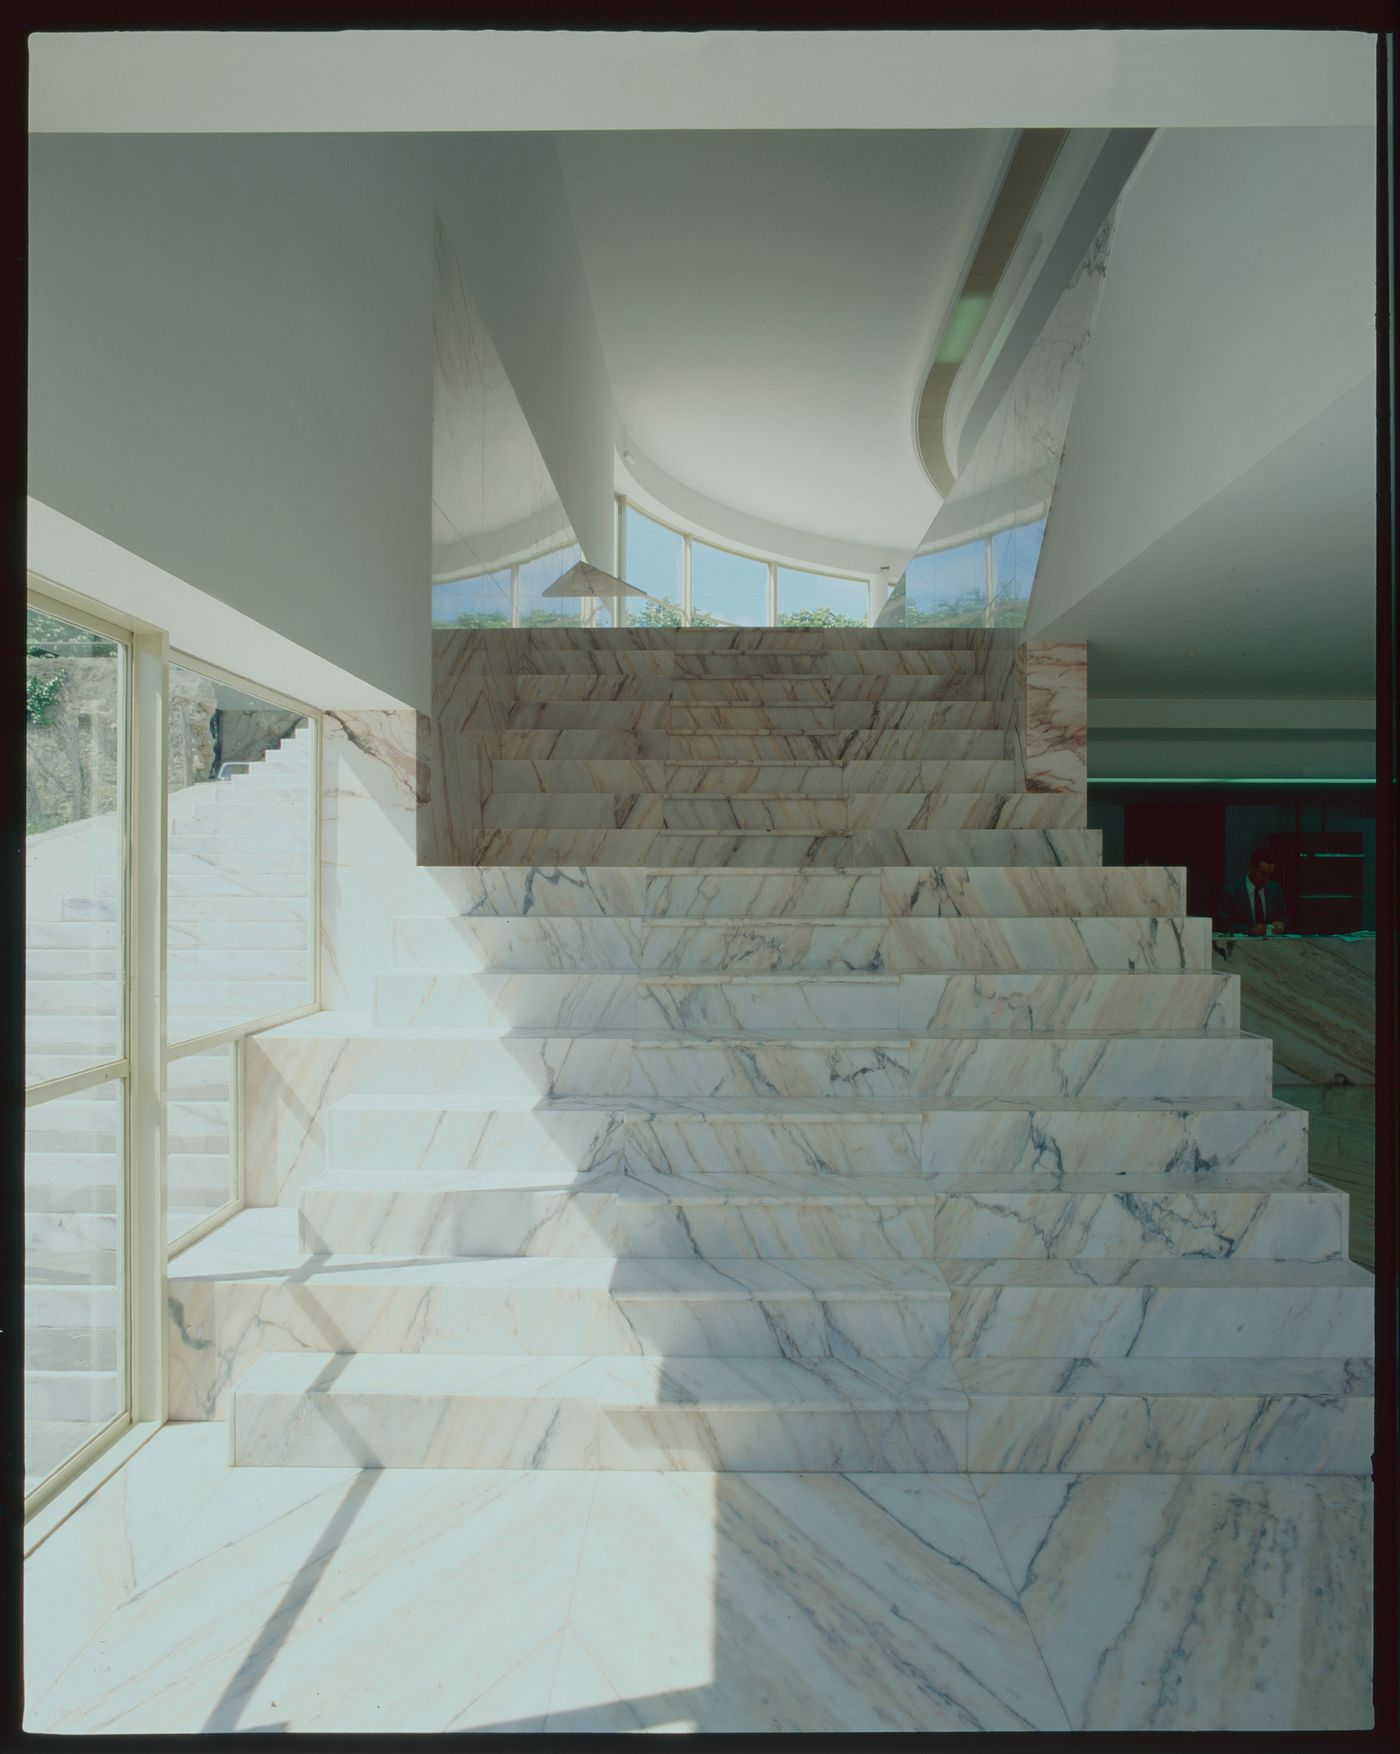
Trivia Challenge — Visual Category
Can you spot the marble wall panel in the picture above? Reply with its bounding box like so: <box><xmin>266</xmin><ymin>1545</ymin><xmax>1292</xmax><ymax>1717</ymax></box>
<box><xmin>1016</xmin><ymin>640</ymin><xmax>1087</xmax><ymax>800</ymax></box>
<box><xmin>1212</xmin><ymin>935</ymin><xmax>1374</xmax><ymax>1085</ymax></box>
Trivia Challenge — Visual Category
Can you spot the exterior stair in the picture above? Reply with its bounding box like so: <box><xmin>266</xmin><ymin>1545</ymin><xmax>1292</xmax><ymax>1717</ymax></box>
<box><xmin>23</xmin><ymin>725</ymin><xmax>315</xmax><ymax>1490</ymax></box>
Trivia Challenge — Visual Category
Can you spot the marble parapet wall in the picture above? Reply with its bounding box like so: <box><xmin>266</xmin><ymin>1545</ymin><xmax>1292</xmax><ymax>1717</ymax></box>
<box><xmin>1211</xmin><ymin>934</ymin><xmax>1375</xmax><ymax>1087</ymax></box>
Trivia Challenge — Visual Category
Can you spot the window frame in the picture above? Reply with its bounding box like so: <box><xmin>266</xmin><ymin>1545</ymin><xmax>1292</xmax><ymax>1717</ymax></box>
<box><xmin>23</xmin><ymin>579</ymin><xmax>324</xmax><ymax>1521</ymax></box>
<box><xmin>616</xmin><ymin>495</ymin><xmax>875</xmax><ymax>628</ymax></box>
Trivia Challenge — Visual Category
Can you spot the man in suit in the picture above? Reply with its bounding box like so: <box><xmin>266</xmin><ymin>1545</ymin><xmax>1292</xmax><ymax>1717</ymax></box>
<box><xmin>1215</xmin><ymin>847</ymin><xmax>1290</xmax><ymax>935</ymax></box>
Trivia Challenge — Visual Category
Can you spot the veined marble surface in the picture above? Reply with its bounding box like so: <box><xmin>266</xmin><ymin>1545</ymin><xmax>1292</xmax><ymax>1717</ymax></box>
<box><xmin>24</xmin><ymin>1435</ymin><xmax>1372</xmax><ymax>1733</ymax></box>
<box><xmin>1212</xmin><ymin>934</ymin><xmax>1374</xmax><ymax>1084</ymax></box>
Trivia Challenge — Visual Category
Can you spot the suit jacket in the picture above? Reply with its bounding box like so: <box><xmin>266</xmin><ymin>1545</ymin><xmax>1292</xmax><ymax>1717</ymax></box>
<box><xmin>1215</xmin><ymin>876</ymin><xmax>1289</xmax><ymax>934</ymax></box>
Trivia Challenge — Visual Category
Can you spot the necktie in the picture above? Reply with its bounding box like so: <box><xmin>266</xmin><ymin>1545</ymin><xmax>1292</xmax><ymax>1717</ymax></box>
<box><xmin>1254</xmin><ymin>885</ymin><xmax>1266</xmax><ymax>926</ymax></box>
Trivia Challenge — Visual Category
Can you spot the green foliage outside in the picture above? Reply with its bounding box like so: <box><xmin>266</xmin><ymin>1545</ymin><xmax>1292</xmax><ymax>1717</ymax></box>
<box><xmin>776</xmin><ymin>607</ymin><xmax>867</xmax><ymax>629</ymax></box>
<box><xmin>25</xmin><ymin>668</ymin><xmax>67</xmax><ymax>726</ymax></box>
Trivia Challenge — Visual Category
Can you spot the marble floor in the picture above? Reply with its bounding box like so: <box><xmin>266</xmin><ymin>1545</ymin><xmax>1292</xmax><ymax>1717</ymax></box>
<box><xmin>24</xmin><ymin>1425</ymin><xmax>1372</xmax><ymax>1735</ymax></box>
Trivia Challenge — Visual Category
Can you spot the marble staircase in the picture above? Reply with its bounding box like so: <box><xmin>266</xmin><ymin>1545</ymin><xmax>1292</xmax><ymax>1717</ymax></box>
<box><xmin>428</xmin><ymin>626</ymin><xmax>1099</xmax><ymax>866</ymax></box>
<box><xmin>169</xmin><ymin>853</ymin><xmax>1374</xmax><ymax>1475</ymax></box>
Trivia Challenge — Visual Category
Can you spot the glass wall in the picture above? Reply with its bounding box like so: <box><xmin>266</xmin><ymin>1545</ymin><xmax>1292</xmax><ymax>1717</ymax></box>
<box><xmin>167</xmin><ymin>664</ymin><xmax>315</xmax><ymax>1044</ymax></box>
<box><xmin>24</xmin><ymin>1080</ymin><xmax>126</xmax><ymax>1496</ymax></box>
<box><xmin>25</xmin><ymin>602</ymin><xmax>130</xmax><ymax>1497</ymax></box>
<box><xmin>898</xmin><ymin>514</ymin><xmax>1046</xmax><ymax>628</ymax></box>
<box><xmin>430</xmin><ymin>570</ymin><xmax>513</xmax><ymax>629</ymax></box>
<box><xmin>25</xmin><ymin>608</ymin><xmax>125</xmax><ymax>1082</ymax></box>
<box><xmin>776</xmin><ymin>567</ymin><xmax>869</xmax><ymax>628</ymax></box>
<box><xmin>620</xmin><ymin>501</ymin><xmax>873</xmax><ymax>628</ymax></box>
<box><xmin>518</xmin><ymin>542</ymin><xmax>584</xmax><ymax>626</ymax></box>
<box><xmin>692</xmin><ymin>541</ymin><xmax>768</xmax><ymax>626</ymax></box>
<box><xmin>622</xmin><ymin>506</ymin><xmax>684</xmax><ymax>627</ymax></box>
<box><xmin>25</xmin><ymin>582</ymin><xmax>322</xmax><ymax>1513</ymax></box>
<box><xmin>431</xmin><ymin>543</ymin><xmax>592</xmax><ymax>629</ymax></box>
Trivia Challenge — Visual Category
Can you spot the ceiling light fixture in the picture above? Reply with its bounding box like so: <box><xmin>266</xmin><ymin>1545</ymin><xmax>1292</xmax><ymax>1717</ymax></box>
<box><xmin>542</xmin><ymin>560</ymin><xmax>646</xmax><ymax>600</ymax></box>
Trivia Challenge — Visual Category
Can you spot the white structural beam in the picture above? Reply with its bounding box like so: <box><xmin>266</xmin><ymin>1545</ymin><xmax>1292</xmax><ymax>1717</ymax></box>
<box><xmin>29</xmin><ymin>30</ymin><xmax>1376</xmax><ymax>135</ymax></box>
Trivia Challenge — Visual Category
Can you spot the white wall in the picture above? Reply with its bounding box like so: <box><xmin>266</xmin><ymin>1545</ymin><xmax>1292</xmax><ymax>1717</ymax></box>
<box><xmin>421</xmin><ymin>136</ymin><xmax>618</xmax><ymax>572</ymax></box>
<box><xmin>28</xmin><ymin>134</ymin><xmax>435</xmax><ymax>710</ymax></box>
<box><xmin>1029</xmin><ymin>126</ymin><xmax>1376</xmax><ymax>639</ymax></box>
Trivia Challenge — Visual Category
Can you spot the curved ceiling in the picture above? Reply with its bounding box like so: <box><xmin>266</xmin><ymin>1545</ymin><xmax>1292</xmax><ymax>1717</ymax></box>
<box><xmin>556</xmin><ymin>129</ymin><xmax>1015</xmax><ymax>557</ymax></box>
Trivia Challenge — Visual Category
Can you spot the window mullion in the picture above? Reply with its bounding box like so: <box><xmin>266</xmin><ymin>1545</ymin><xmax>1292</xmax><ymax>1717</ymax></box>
<box><xmin>127</xmin><ymin>627</ymin><xmax>169</xmax><ymax>1429</ymax></box>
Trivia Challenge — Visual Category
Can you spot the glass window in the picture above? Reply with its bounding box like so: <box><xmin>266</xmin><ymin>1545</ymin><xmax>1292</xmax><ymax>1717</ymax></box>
<box><xmin>623</xmin><ymin>507</ymin><xmax>683</xmax><ymax>627</ymax></box>
<box><xmin>776</xmin><ymin>567</ymin><xmax>869</xmax><ymax>628</ymax></box>
<box><xmin>25</xmin><ymin>607</ymin><xmax>125</xmax><ymax>1086</ymax></box>
<box><xmin>691</xmin><ymin>541</ymin><xmax>767</xmax><ymax>627</ymax></box>
<box><xmin>431</xmin><ymin>570</ymin><xmax>513</xmax><ymax>630</ymax></box>
<box><xmin>24</xmin><ymin>1078</ymin><xmax>126</xmax><ymax>1494</ymax></box>
<box><xmin>166</xmin><ymin>1044</ymin><xmax>237</xmax><ymax>1244</ymax></box>
<box><xmin>989</xmin><ymin>516</ymin><xmax>1045</xmax><ymax>626</ymax></box>
<box><xmin>903</xmin><ymin>539</ymin><xmax>990</xmax><ymax>626</ymax></box>
<box><xmin>518</xmin><ymin>543</ymin><xmax>583</xmax><ymax>626</ymax></box>
<box><xmin>167</xmin><ymin>665</ymin><xmax>315</xmax><ymax>1043</ymax></box>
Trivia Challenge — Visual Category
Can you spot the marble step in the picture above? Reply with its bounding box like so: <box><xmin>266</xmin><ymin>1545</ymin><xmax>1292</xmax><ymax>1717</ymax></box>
<box><xmin>312</xmin><ymin>1090</ymin><xmax>1306</xmax><ymax>1181</ymax></box>
<box><xmin>954</xmin><ymin>1356</ymin><xmax>1374</xmax><ymax>1474</ymax></box>
<box><xmin>943</xmin><ymin>1258</ymin><xmax>1375</xmax><ymax>1357</ymax></box>
<box><xmin>471</xmin><ymin>828</ymin><xmax>1105</xmax><ymax>870</ymax></box>
<box><xmin>367</xmin><ymin>864</ymin><xmax>1187</xmax><ymax>922</ymax></box>
<box><xmin>314</xmin><ymin>1029</ymin><xmax>1272</xmax><ymax>1107</ymax></box>
<box><xmin>372</xmin><ymin>969</ymin><xmax>1237</xmax><ymax>1032</ymax></box>
<box><xmin>389</xmin><ymin>913</ymin><xmax>1205</xmax><ymax>973</ymax></box>
<box><xmin>647</xmin><ymin>866</ymin><xmax>1185</xmax><ymax>919</ymax></box>
<box><xmin>508</xmin><ymin>674</ymin><xmax>993</xmax><ymax>703</ymax></box>
<box><xmin>297</xmin><ymin>1170</ymin><xmax>1343</xmax><ymax>1262</ymax></box>
<box><xmin>666</xmin><ymin>701</ymin><xmax>1005</xmax><ymax>732</ymax></box>
<box><xmin>172</xmin><ymin>1249</ymin><xmax>949</xmax><ymax>1392</ymax></box>
<box><xmin>493</xmin><ymin>729</ymin><xmax>1015</xmax><ymax>762</ymax></box>
<box><xmin>486</xmin><ymin>759</ymin><xmax>1022</xmax><ymax>795</ymax></box>
<box><xmin>479</xmin><ymin>794</ymin><xmax>1086</xmax><ymax>835</ymax></box>
<box><xmin>227</xmin><ymin>1351</ymin><xmax>969</xmax><ymax>1470</ymax></box>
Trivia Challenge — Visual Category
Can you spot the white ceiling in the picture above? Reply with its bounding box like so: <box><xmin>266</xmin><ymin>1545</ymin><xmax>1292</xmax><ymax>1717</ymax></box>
<box><xmin>1039</xmin><ymin>374</ymin><xmax>1376</xmax><ymax>699</ymax></box>
<box><xmin>558</xmin><ymin>129</ymin><xmax>1014</xmax><ymax>554</ymax></box>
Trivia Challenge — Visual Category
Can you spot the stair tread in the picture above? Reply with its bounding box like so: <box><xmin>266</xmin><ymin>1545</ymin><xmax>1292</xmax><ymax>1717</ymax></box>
<box><xmin>324</xmin><ymin>1090</ymin><xmax>1296</xmax><ymax>1116</ymax></box>
<box><xmin>941</xmin><ymin>1257</ymin><xmax>1373</xmax><ymax>1287</ymax></box>
<box><xmin>302</xmin><ymin>1167</ymin><xmax>1334</xmax><ymax>1202</ymax></box>
<box><xmin>952</xmin><ymin>1356</ymin><xmax>1374</xmax><ymax>1395</ymax></box>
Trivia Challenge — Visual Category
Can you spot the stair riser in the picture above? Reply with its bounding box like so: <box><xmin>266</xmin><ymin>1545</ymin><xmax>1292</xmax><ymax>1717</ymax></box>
<box><xmin>487</xmin><ymin>760</ymin><xmax>1022</xmax><ymax>795</ymax></box>
<box><xmin>478</xmin><ymin>795</ymin><xmax>1086</xmax><ymax>834</ymax></box>
<box><xmin>229</xmin><ymin>1393</ymin><xmax>966</xmax><ymax>1471</ymax></box>
<box><xmin>389</xmin><ymin>915</ymin><xmax>1206</xmax><ymax>973</ymax></box>
<box><xmin>963</xmin><ymin>1393</ymin><xmax>1375</xmax><ymax>1474</ymax></box>
<box><xmin>649</xmin><ymin>866</ymin><xmax>1185</xmax><ymax>919</ymax></box>
<box><xmin>467</xmin><ymin>828</ymin><xmax>1103</xmax><ymax>869</ymax></box>
<box><xmin>296</xmin><ymin>1186</ymin><xmax>1342</xmax><ymax>1263</ymax></box>
<box><xmin>316</xmin><ymin>1035</ymin><xmax>1272</xmax><ymax>1108</ymax></box>
<box><xmin>504</xmin><ymin>700</ymin><xmax>1003</xmax><ymax>731</ymax></box>
<box><xmin>494</xmin><ymin>731</ymin><xmax>1014</xmax><ymax>762</ymax></box>
<box><xmin>321</xmin><ymin>1105</ymin><xmax>1304</xmax><ymax>1182</ymax></box>
<box><xmin>509</xmin><ymin>675</ymin><xmax>994</xmax><ymax>704</ymax></box>
<box><xmin>371</xmin><ymin>971</ymin><xmax>1236</xmax><ymax>1032</ymax></box>
<box><xmin>946</xmin><ymin>1286</ymin><xmax>1373</xmax><ymax>1357</ymax></box>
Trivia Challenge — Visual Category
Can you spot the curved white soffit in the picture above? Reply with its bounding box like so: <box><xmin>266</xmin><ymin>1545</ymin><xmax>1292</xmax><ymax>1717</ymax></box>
<box><xmin>914</xmin><ymin>130</ymin><xmax>1067</xmax><ymax>497</ymax></box>
<box><xmin>949</xmin><ymin>129</ymin><xmax>1156</xmax><ymax>480</ymax></box>
<box><xmin>914</xmin><ymin>128</ymin><xmax>1154</xmax><ymax>498</ymax></box>
<box><xmin>616</xmin><ymin>443</ymin><xmax>906</xmax><ymax>583</ymax></box>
